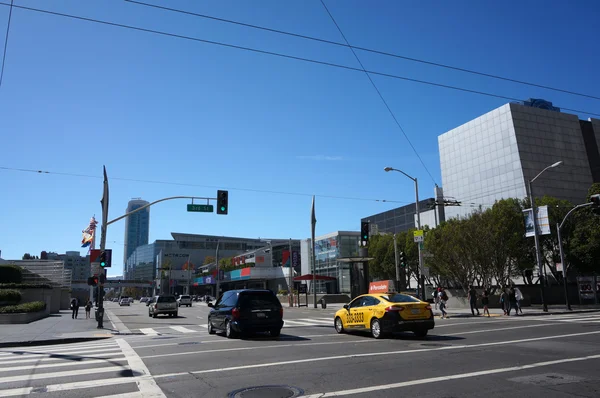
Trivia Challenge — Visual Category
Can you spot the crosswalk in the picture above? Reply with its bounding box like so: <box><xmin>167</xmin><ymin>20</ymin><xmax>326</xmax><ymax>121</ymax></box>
<box><xmin>0</xmin><ymin>338</ymin><xmax>165</xmax><ymax>397</ymax></box>
<box><xmin>525</xmin><ymin>312</ymin><xmax>600</xmax><ymax>324</ymax></box>
<box><xmin>132</xmin><ymin>317</ymin><xmax>335</xmax><ymax>336</ymax></box>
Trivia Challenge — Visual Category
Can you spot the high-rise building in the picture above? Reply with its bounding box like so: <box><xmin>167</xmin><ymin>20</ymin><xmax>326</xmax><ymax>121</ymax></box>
<box><xmin>438</xmin><ymin>99</ymin><xmax>599</xmax><ymax>219</ymax></box>
<box><xmin>123</xmin><ymin>198</ymin><xmax>150</xmax><ymax>266</ymax></box>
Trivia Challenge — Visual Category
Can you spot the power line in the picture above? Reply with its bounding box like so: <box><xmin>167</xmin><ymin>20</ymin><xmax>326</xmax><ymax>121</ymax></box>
<box><xmin>124</xmin><ymin>0</ymin><xmax>600</xmax><ymax>102</ymax></box>
<box><xmin>0</xmin><ymin>2</ymin><xmax>598</xmax><ymax>117</ymax></box>
<box><xmin>319</xmin><ymin>0</ymin><xmax>437</xmax><ymax>185</ymax></box>
<box><xmin>0</xmin><ymin>165</ymin><xmax>412</xmax><ymax>204</ymax></box>
<box><xmin>0</xmin><ymin>0</ymin><xmax>14</xmax><ymax>89</ymax></box>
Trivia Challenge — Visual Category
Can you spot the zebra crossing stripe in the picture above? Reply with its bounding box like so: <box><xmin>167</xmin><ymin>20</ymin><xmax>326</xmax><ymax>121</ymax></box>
<box><xmin>140</xmin><ymin>328</ymin><xmax>160</xmax><ymax>336</ymax></box>
<box><xmin>169</xmin><ymin>326</ymin><xmax>197</xmax><ymax>334</ymax></box>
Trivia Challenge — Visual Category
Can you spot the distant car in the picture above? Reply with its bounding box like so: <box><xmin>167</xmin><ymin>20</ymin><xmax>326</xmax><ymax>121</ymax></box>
<box><xmin>140</xmin><ymin>297</ymin><xmax>148</xmax><ymax>303</ymax></box>
<box><xmin>177</xmin><ymin>295</ymin><xmax>192</xmax><ymax>307</ymax></box>
<box><xmin>334</xmin><ymin>293</ymin><xmax>434</xmax><ymax>339</ymax></box>
<box><xmin>119</xmin><ymin>296</ymin><xmax>131</xmax><ymax>306</ymax></box>
<box><xmin>148</xmin><ymin>295</ymin><xmax>178</xmax><ymax>318</ymax></box>
<box><xmin>208</xmin><ymin>289</ymin><xmax>283</xmax><ymax>338</ymax></box>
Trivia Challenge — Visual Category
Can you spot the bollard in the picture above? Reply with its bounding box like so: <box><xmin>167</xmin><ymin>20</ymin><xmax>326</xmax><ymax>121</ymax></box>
<box><xmin>320</xmin><ymin>299</ymin><xmax>327</xmax><ymax>309</ymax></box>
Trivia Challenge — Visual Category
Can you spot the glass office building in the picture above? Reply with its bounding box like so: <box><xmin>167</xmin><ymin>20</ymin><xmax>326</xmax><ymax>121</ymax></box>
<box><xmin>123</xmin><ymin>199</ymin><xmax>150</xmax><ymax>266</ymax></box>
<box><xmin>439</xmin><ymin>100</ymin><xmax>599</xmax><ymax>219</ymax></box>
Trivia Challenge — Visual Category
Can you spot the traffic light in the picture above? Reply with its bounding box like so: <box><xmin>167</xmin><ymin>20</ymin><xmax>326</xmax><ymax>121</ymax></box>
<box><xmin>217</xmin><ymin>190</ymin><xmax>228</xmax><ymax>215</ymax></box>
<box><xmin>399</xmin><ymin>251</ymin><xmax>407</xmax><ymax>268</ymax></box>
<box><xmin>87</xmin><ymin>276</ymin><xmax>98</xmax><ymax>286</ymax></box>
<box><xmin>591</xmin><ymin>194</ymin><xmax>600</xmax><ymax>215</ymax></box>
<box><xmin>361</xmin><ymin>221</ymin><xmax>370</xmax><ymax>245</ymax></box>
<box><xmin>99</xmin><ymin>250</ymin><xmax>112</xmax><ymax>268</ymax></box>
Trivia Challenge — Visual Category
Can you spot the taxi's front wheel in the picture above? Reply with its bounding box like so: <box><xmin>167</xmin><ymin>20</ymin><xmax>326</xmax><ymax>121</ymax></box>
<box><xmin>334</xmin><ymin>317</ymin><xmax>345</xmax><ymax>333</ymax></box>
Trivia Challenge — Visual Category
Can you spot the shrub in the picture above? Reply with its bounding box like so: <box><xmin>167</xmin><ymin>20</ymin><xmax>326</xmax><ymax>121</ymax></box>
<box><xmin>0</xmin><ymin>283</ymin><xmax>53</xmax><ymax>289</ymax></box>
<box><xmin>0</xmin><ymin>289</ymin><xmax>21</xmax><ymax>305</ymax></box>
<box><xmin>0</xmin><ymin>301</ymin><xmax>46</xmax><ymax>314</ymax></box>
<box><xmin>278</xmin><ymin>289</ymin><xmax>288</xmax><ymax>296</ymax></box>
<box><xmin>0</xmin><ymin>265</ymin><xmax>23</xmax><ymax>284</ymax></box>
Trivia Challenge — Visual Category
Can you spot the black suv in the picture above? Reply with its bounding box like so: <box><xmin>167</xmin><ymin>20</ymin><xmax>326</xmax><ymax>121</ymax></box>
<box><xmin>207</xmin><ymin>289</ymin><xmax>284</xmax><ymax>338</ymax></box>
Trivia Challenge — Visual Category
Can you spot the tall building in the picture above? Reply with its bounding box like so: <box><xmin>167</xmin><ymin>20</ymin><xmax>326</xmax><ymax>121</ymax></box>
<box><xmin>123</xmin><ymin>198</ymin><xmax>150</xmax><ymax>266</ymax></box>
<box><xmin>439</xmin><ymin>99</ymin><xmax>599</xmax><ymax>219</ymax></box>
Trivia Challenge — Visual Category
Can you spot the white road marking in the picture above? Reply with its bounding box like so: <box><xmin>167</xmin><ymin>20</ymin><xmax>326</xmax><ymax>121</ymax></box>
<box><xmin>106</xmin><ymin>308</ymin><xmax>131</xmax><ymax>334</ymax></box>
<box><xmin>169</xmin><ymin>326</ymin><xmax>197</xmax><ymax>334</ymax></box>
<box><xmin>198</xmin><ymin>324</ymin><xmax>208</xmax><ymax>328</ymax></box>
<box><xmin>95</xmin><ymin>392</ymin><xmax>144</xmax><ymax>398</ymax></box>
<box><xmin>302</xmin><ymin>353</ymin><xmax>600</xmax><ymax>397</ymax></box>
<box><xmin>149</xmin><ymin>330</ymin><xmax>600</xmax><ymax>379</ymax></box>
<box><xmin>140</xmin><ymin>339</ymin><xmax>375</xmax><ymax>359</ymax></box>
<box><xmin>0</xmin><ymin>341</ymin><xmax>117</xmax><ymax>356</ymax></box>
<box><xmin>0</xmin><ymin>357</ymin><xmax>127</xmax><ymax>372</ymax></box>
<box><xmin>284</xmin><ymin>320</ymin><xmax>315</xmax><ymax>326</ymax></box>
<box><xmin>442</xmin><ymin>323</ymin><xmax>556</xmax><ymax>336</ymax></box>
<box><xmin>139</xmin><ymin>328</ymin><xmax>160</xmax><ymax>336</ymax></box>
<box><xmin>0</xmin><ymin>346</ymin><xmax>122</xmax><ymax>359</ymax></box>
<box><xmin>297</xmin><ymin>319</ymin><xmax>333</xmax><ymax>325</ymax></box>
<box><xmin>0</xmin><ymin>351</ymin><xmax>126</xmax><ymax>365</ymax></box>
<box><xmin>0</xmin><ymin>365</ymin><xmax>124</xmax><ymax>384</ymax></box>
<box><xmin>116</xmin><ymin>339</ymin><xmax>166</xmax><ymax>398</ymax></box>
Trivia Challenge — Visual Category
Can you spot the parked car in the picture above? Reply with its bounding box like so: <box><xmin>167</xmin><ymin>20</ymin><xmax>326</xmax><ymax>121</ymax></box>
<box><xmin>146</xmin><ymin>297</ymin><xmax>154</xmax><ymax>306</ymax></box>
<box><xmin>177</xmin><ymin>295</ymin><xmax>192</xmax><ymax>307</ymax></box>
<box><xmin>140</xmin><ymin>297</ymin><xmax>148</xmax><ymax>303</ymax></box>
<box><xmin>207</xmin><ymin>289</ymin><xmax>283</xmax><ymax>338</ymax></box>
<box><xmin>148</xmin><ymin>295</ymin><xmax>178</xmax><ymax>318</ymax></box>
<box><xmin>119</xmin><ymin>296</ymin><xmax>131</xmax><ymax>306</ymax></box>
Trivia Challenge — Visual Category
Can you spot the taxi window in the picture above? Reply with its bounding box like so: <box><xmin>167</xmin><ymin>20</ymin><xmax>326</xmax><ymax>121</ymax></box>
<box><xmin>361</xmin><ymin>297</ymin><xmax>379</xmax><ymax>306</ymax></box>
<box><xmin>349</xmin><ymin>298</ymin><xmax>365</xmax><ymax>308</ymax></box>
<box><xmin>382</xmin><ymin>294</ymin><xmax>420</xmax><ymax>303</ymax></box>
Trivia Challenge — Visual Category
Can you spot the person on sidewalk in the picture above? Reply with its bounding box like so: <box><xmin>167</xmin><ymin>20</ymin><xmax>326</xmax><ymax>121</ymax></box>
<box><xmin>500</xmin><ymin>286</ymin><xmax>508</xmax><ymax>315</ymax></box>
<box><xmin>439</xmin><ymin>288</ymin><xmax>449</xmax><ymax>319</ymax></box>
<box><xmin>433</xmin><ymin>287</ymin><xmax>441</xmax><ymax>310</ymax></box>
<box><xmin>70</xmin><ymin>297</ymin><xmax>80</xmax><ymax>319</ymax></box>
<box><xmin>468</xmin><ymin>285</ymin><xmax>480</xmax><ymax>316</ymax></box>
<box><xmin>482</xmin><ymin>289</ymin><xmax>490</xmax><ymax>317</ymax></box>
<box><xmin>85</xmin><ymin>300</ymin><xmax>92</xmax><ymax>319</ymax></box>
<box><xmin>508</xmin><ymin>285</ymin><xmax>518</xmax><ymax>316</ymax></box>
<box><xmin>514</xmin><ymin>286</ymin><xmax>524</xmax><ymax>314</ymax></box>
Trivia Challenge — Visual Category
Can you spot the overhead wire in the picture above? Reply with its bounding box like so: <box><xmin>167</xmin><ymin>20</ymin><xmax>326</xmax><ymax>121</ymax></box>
<box><xmin>0</xmin><ymin>165</ymin><xmax>412</xmax><ymax>204</ymax></box>
<box><xmin>124</xmin><ymin>0</ymin><xmax>600</xmax><ymax>101</ymax></box>
<box><xmin>0</xmin><ymin>2</ymin><xmax>598</xmax><ymax>117</ymax></box>
<box><xmin>319</xmin><ymin>0</ymin><xmax>437</xmax><ymax>185</ymax></box>
<box><xmin>0</xmin><ymin>0</ymin><xmax>14</xmax><ymax>89</ymax></box>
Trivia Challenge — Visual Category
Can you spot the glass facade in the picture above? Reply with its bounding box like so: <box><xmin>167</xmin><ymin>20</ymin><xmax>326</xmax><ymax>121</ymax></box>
<box><xmin>313</xmin><ymin>232</ymin><xmax>360</xmax><ymax>294</ymax></box>
<box><xmin>123</xmin><ymin>199</ymin><xmax>150</xmax><ymax>266</ymax></box>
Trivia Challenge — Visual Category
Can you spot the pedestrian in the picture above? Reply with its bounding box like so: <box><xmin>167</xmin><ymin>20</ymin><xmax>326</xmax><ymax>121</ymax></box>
<box><xmin>508</xmin><ymin>285</ymin><xmax>518</xmax><ymax>316</ymax></box>
<box><xmin>468</xmin><ymin>285</ymin><xmax>480</xmax><ymax>316</ymax></box>
<box><xmin>514</xmin><ymin>286</ymin><xmax>524</xmax><ymax>314</ymax></box>
<box><xmin>481</xmin><ymin>289</ymin><xmax>490</xmax><ymax>317</ymax></box>
<box><xmin>500</xmin><ymin>286</ymin><xmax>508</xmax><ymax>315</ymax></box>
<box><xmin>70</xmin><ymin>297</ymin><xmax>80</xmax><ymax>319</ymax></box>
<box><xmin>85</xmin><ymin>300</ymin><xmax>92</xmax><ymax>319</ymax></box>
<box><xmin>433</xmin><ymin>287</ymin><xmax>440</xmax><ymax>310</ymax></box>
<box><xmin>439</xmin><ymin>288</ymin><xmax>449</xmax><ymax>319</ymax></box>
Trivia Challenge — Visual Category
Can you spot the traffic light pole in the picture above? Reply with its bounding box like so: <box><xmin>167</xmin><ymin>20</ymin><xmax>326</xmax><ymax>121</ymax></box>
<box><xmin>393</xmin><ymin>233</ymin><xmax>400</xmax><ymax>292</ymax></box>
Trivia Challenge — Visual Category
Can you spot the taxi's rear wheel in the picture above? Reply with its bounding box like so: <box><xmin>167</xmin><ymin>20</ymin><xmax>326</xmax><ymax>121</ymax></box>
<box><xmin>413</xmin><ymin>329</ymin><xmax>428</xmax><ymax>339</ymax></box>
<box><xmin>334</xmin><ymin>317</ymin><xmax>345</xmax><ymax>334</ymax></box>
<box><xmin>370</xmin><ymin>318</ymin><xmax>384</xmax><ymax>339</ymax></box>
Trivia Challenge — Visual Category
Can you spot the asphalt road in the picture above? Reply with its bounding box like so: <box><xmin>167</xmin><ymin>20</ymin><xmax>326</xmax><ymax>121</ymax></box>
<box><xmin>1</xmin><ymin>301</ymin><xmax>599</xmax><ymax>397</ymax></box>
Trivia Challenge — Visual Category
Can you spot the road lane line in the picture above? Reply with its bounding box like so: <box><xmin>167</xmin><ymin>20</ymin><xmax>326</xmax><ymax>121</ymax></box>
<box><xmin>116</xmin><ymin>339</ymin><xmax>166</xmax><ymax>398</ymax></box>
<box><xmin>149</xmin><ymin>330</ymin><xmax>600</xmax><ymax>379</ymax></box>
<box><xmin>95</xmin><ymin>392</ymin><xmax>144</xmax><ymax>398</ymax></box>
<box><xmin>0</xmin><ymin>357</ymin><xmax>127</xmax><ymax>372</ymax></box>
<box><xmin>284</xmin><ymin>320</ymin><xmax>316</xmax><ymax>326</ymax></box>
<box><xmin>442</xmin><ymin>323</ymin><xmax>556</xmax><ymax>336</ymax></box>
<box><xmin>139</xmin><ymin>328</ymin><xmax>160</xmax><ymax>336</ymax></box>
<box><xmin>302</xmin><ymin>353</ymin><xmax>600</xmax><ymax>397</ymax></box>
<box><xmin>0</xmin><ymin>351</ymin><xmax>127</xmax><ymax>365</ymax></box>
<box><xmin>0</xmin><ymin>365</ymin><xmax>124</xmax><ymax>384</ymax></box>
<box><xmin>169</xmin><ymin>326</ymin><xmax>197</xmax><ymax>334</ymax></box>
<box><xmin>0</xmin><ymin>346</ymin><xmax>122</xmax><ymax>359</ymax></box>
<box><xmin>0</xmin><ymin>342</ymin><xmax>117</xmax><ymax>356</ymax></box>
<box><xmin>297</xmin><ymin>319</ymin><xmax>333</xmax><ymax>325</ymax></box>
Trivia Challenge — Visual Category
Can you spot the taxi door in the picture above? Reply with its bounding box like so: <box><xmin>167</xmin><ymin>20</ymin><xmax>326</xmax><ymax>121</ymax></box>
<box><xmin>346</xmin><ymin>297</ymin><xmax>367</xmax><ymax>329</ymax></box>
<box><xmin>359</xmin><ymin>296</ymin><xmax>380</xmax><ymax>328</ymax></box>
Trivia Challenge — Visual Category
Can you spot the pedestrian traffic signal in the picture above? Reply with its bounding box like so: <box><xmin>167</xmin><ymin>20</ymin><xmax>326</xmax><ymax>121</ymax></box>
<box><xmin>99</xmin><ymin>250</ymin><xmax>112</xmax><ymax>268</ymax></box>
<box><xmin>591</xmin><ymin>194</ymin><xmax>600</xmax><ymax>215</ymax></box>
<box><xmin>87</xmin><ymin>276</ymin><xmax>98</xmax><ymax>286</ymax></box>
<box><xmin>361</xmin><ymin>221</ymin><xmax>370</xmax><ymax>245</ymax></box>
<box><xmin>399</xmin><ymin>251</ymin><xmax>407</xmax><ymax>267</ymax></box>
<box><xmin>217</xmin><ymin>190</ymin><xmax>228</xmax><ymax>215</ymax></box>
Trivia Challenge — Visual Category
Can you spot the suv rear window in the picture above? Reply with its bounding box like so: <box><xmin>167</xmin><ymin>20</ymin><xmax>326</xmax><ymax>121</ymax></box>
<box><xmin>180</xmin><ymin>295</ymin><xmax>190</xmax><ymax>299</ymax></box>
<box><xmin>157</xmin><ymin>296</ymin><xmax>176</xmax><ymax>303</ymax></box>
<box><xmin>238</xmin><ymin>292</ymin><xmax>280</xmax><ymax>309</ymax></box>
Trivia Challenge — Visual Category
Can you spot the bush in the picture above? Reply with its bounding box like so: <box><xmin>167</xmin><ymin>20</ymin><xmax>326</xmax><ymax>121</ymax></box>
<box><xmin>0</xmin><ymin>289</ymin><xmax>21</xmax><ymax>305</ymax></box>
<box><xmin>278</xmin><ymin>289</ymin><xmax>288</xmax><ymax>296</ymax></box>
<box><xmin>0</xmin><ymin>301</ymin><xmax>46</xmax><ymax>314</ymax></box>
<box><xmin>0</xmin><ymin>265</ymin><xmax>22</xmax><ymax>284</ymax></box>
<box><xmin>0</xmin><ymin>283</ymin><xmax>53</xmax><ymax>289</ymax></box>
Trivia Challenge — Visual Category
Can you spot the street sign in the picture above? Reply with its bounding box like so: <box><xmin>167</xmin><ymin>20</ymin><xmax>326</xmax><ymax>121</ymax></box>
<box><xmin>91</xmin><ymin>262</ymin><xmax>101</xmax><ymax>275</ymax></box>
<box><xmin>187</xmin><ymin>204</ymin><xmax>214</xmax><ymax>213</ymax></box>
<box><xmin>298</xmin><ymin>284</ymin><xmax>308</xmax><ymax>294</ymax></box>
<box><xmin>414</xmin><ymin>230</ymin><xmax>424</xmax><ymax>242</ymax></box>
<box><xmin>90</xmin><ymin>249</ymin><xmax>101</xmax><ymax>263</ymax></box>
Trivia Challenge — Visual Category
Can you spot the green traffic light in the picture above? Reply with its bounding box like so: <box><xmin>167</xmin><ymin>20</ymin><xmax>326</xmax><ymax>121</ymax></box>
<box><xmin>101</xmin><ymin>262</ymin><xmax>106</xmax><ymax>267</ymax></box>
<box><xmin>220</xmin><ymin>206</ymin><xmax>226</xmax><ymax>212</ymax></box>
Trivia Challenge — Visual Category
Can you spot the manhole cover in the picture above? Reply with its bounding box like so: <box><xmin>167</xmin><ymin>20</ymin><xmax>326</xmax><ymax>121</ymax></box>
<box><xmin>509</xmin><ymin>373</ymin><xmax>584</xmax><ymax>386</ymax></box>
<box><xmin>228</xmin><ymin>385</ymin><xmax>304</xmax><ymax>398</ymax></box>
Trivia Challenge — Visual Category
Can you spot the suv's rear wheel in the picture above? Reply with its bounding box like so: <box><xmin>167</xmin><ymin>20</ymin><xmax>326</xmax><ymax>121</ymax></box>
<box><xmin>208</xmin><ymin>320</ymin><xmax>215</xmax><ymax>334</ymax></box>
<box><xmin>225</xmin><ymin>320</ymin><xmax>237</xmax><ymax>338</ymax></box>
<box><xmin>270</xmin><ymin>328</ymin><xmax>281</xmax><ymax>337</ymax></box>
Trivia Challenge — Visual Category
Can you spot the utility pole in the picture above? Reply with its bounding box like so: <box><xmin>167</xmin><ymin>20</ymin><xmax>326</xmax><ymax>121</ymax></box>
<box><xmin>97</xmin><ymin>166</ymin><xmax>109</xmax><ymax>329</ymax></box>
<box><xmin>393</xmin><ymin>233</ymin><xmax>400</xmax><ymax>292</ymax></box>
<box><xmin>215</xmin><ymin>241</ymin><xmax>220</xmax><ymax>299</ymax></box>
<box><xmin>289</xmin><ymin>238</ymin><xmax>294</xmax><ymax>307</ymax></box>
<box><xmin>414</xmin><ymin>178</ymin><xmax>425</xmax><ymax>301</ymax></box>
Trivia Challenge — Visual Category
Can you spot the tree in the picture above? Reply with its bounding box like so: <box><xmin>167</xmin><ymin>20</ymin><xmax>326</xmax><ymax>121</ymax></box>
<box><xmin>22</xmin><ymin>253</ymin><xmax>33</xmax><ymax>260</ymax></box>
<box><xmin>203</xmin><ymin>256</ymin><xmax>215</xmax><ymax>265</ymax></box>
<box><xmin>367</xmin><ymin>234</ymin><xmax>396</xmax><ymax>281</ymax></box>
<box><xmin>569</xmin><ymin>183</ymin><xmax>600</xmax><ymax>274</ymax></box>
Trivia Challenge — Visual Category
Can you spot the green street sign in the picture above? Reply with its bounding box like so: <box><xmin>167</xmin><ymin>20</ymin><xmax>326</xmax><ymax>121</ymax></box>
<box><xmin>187</xmin><ymin>204</ymin><xmax>214</xmax><ymax>213</ymax></box>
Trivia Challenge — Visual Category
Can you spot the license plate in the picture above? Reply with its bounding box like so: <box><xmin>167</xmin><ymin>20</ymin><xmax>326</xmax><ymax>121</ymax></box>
<box><xmin>256</xmin><ymin>312</ymin><xmax>266</xmax><ymax>318</ymax></box>
<box><xmin>411</xmin><ymin>308</ymin><xmax>421</xmax><ymax>314</ymax></box>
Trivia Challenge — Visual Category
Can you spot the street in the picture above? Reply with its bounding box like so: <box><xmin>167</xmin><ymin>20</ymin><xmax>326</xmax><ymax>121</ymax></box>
<box><xmin>0</xmin><ymin>302</ymin><xmax>599</xmax><ymax>397</ymax></box>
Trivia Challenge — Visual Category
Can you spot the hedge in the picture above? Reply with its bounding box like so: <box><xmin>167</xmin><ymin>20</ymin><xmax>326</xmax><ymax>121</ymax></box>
<box><xmin>0</xmin><ymin>301</ymin><xmax>46</xmax><ymax>314</ymax></box>
<box><xmin>0</xmin><ymin>265</ymin><xmax>22</xmax><ymax>284</ymax></box>
<box><xmin>0</xmin><ymin>289</ymin><xmax>21</xmax><ymax>305</ymax></box>
<box><xmin>0</xmin><ymin>283</ymin><xmax>54</xmax><ymax>289</ymax></box>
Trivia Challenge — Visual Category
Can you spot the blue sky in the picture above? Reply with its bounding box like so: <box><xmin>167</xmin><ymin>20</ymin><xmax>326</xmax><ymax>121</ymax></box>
<box><xmin>1</xmin><ymin>0</ymin><xmax>598</xmax><ymax>277</ymax></box>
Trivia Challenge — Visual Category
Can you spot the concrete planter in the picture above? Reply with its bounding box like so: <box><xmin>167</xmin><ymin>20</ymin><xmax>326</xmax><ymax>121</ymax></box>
<box><xmin>20</xmin><ymin>288</ymin><xmax>58</xmax><ymax>314</ymax></box>
<box><xmin>0</xmin><ymin>311</ymin><xmax>48</xmax><ymax>324</ymax></box>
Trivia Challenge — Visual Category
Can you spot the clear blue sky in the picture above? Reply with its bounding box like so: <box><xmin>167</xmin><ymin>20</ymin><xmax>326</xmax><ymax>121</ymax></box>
<box><xmin>1</xmin><ymin>0</ymin><xmax>598</xmax><ymax>277</ymax></box>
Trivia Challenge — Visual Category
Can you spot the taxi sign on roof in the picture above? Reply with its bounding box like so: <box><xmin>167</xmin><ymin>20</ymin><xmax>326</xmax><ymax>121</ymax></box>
<box><xmin>369</xmin><ymin>280</ymin><xmax>397</xmax><ymax>294</ymax></box>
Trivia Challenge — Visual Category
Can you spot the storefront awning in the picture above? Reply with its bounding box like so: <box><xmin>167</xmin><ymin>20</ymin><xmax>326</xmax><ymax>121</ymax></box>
<box><xmin>294</xmin><ymin>274</ymin><xmax>336</xmax><ymax>281</ymax></box>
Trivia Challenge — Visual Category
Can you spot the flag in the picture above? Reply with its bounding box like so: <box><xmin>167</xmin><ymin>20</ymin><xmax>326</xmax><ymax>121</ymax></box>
<box><xmin>81</xmin><ymin>217</ymin><xmax>98</xmax><ymax>248</ymax></box>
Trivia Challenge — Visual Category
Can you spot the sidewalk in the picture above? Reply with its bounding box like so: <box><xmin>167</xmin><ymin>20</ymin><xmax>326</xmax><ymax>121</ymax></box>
<box><xmin>0</xmin><ymin>309</ymin><xmax>114</xmax><ymax>348</ymax></box>
<box><xmin>434</xmin><ymin>304</ymin><xmax>600</xmax><ymax>318</ymax></box>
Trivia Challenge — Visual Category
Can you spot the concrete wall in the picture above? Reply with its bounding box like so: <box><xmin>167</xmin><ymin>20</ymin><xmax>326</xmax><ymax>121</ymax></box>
<box><xmin>20</xmin><ymin>288</ymin><xmax>60</xmax><ymax>314</ymax></box>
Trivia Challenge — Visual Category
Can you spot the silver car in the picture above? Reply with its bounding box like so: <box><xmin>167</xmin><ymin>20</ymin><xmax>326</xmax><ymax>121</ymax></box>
<box><xmin>148</xmin><ymin>295</ymin><xmax>178</xmax><ymax>318</ymax></box>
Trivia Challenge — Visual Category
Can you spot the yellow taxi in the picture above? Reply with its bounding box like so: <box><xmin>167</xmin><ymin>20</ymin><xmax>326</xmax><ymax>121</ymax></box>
<box><xmin>334</xmin><ymin>293</ymin><xmax>434</xmax><ymax>339</ymax></box>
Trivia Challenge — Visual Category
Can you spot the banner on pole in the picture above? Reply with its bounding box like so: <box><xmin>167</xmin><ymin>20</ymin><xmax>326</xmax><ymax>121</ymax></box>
<box><xmin>523</xmin><ymin>205</ymin><xmax>550</xmax><ymax>237</ymax></box>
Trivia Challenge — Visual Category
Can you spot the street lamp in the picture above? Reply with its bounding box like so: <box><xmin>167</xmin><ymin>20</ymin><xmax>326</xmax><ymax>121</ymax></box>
<box><xmin>384</xmin><ymin>166</ymin><xmax>425</xmax><ymax>300</ymax></box>
<box><xmin>528</xmin><ymin>161</ymin><xmax>562</xmax><ymax>313</ymax></box>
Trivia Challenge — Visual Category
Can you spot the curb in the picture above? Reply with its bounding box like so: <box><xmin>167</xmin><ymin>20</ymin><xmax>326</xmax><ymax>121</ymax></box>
<box><xmin>433</xmin><ymin>308</ymin><xmax>600</xmax><ymax>318</ymax></box>
<box><xmin>0</xmin><ymin>336</ymin><xmax>111</xmax><ymax>349</ymax></box>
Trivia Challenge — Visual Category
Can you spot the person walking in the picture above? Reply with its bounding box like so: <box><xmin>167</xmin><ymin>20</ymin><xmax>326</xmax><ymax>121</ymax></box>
<box><xmin>70</xmin><ymin>297</ymin><xmax>80</xmax><ymax>319</ymax></box>
<box><xmin>500</xmin><ymin>286</ymin><xmax>508</xmax><ymax>315</ymax></box>
<box><xmin>468</xmin><ymin>285</ymin><xmax>480</xmax><ymax>316</ymax></box>
<box><xmin>439</xmin><ymin>288</ymin><xmax>449</xmax><ymax>319</ymax></box>
<box><xmin>85</xmin><ymin>300</ymin><xmax>93</xmax><ymax>319</ymax></box>
<box><xmin>481</xmin><ymin>289</ymin><xmax>490</xmax><ymax>317</ymax></box>
<box><xmin>514</xmin><ymin>286</ymin><xmax>524</xmax><ymax>314</ymax></box>
<box><xmin>508</xmin><ymin>285</ymin><xmax>518</xmax><ymax>316</ymax></box>
<box><xmin>433</xmin><ymin>287</ymin><xmax>441</xmax><ymax>310</ymax></box>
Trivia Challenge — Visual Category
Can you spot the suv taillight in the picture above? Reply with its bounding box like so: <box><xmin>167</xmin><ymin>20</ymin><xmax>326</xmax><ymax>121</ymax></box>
<box><xmin>232</xmin><ymin>308</ymin><xmax>240</xmax><ymax>320</ymax></box>
<box><xmin>279</xmin><ymin>307</ymin><xmax>283</xmax><ymax>318</ymax></box>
